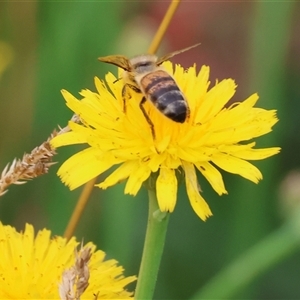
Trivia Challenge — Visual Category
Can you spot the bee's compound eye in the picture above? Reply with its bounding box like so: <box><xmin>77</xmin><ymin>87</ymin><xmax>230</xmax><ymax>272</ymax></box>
<box><xmin>135</xmin><ymin>62</ymin><xmax>152</xmax><ymax>68</ymax></box>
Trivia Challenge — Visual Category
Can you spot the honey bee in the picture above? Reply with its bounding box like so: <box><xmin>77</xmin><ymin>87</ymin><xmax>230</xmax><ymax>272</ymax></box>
<box><xmin>98</xmin><ymin>43</ymin><xmax>200</xmax><ymax>138</ymax></box>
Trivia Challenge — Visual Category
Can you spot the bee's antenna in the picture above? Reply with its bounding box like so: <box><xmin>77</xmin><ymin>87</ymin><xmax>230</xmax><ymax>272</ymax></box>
<box><xmin>157</xmin><ymin>42</ymin><xmax>201</xmax><ymax>65</ymax></box>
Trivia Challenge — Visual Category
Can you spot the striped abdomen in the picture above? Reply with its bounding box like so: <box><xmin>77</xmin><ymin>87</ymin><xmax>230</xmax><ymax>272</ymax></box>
<box><xmin>140</xmin><ymin>70</ymin><xmax>189</xmax><ymax>123</ymax></box>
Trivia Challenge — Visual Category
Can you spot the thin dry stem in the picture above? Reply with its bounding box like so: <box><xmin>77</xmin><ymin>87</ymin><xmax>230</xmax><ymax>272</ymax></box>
<box><xmin>64</xmin><ymin>177</ymin><xmax>97</xmax><ymax>240</ymax></box>
<box><xmin>0</xmin><ymin>114</ymin><xmax>79</xmax><ymax>196</ymax></box>
<box><xmin>147</xmin><ymin>0</ymin><xmax>181</xmax><ymax>55</ymax></box>
<box><xmin>59</xmin><ymin>244</ymin><xmax>92</xmax><ymax>300</ymax></box>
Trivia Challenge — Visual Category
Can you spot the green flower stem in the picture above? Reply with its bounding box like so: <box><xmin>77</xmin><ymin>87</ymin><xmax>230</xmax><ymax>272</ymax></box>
<box><xmin>134</xmin><ymin>188</ymin><xmax>170</xmax><ymax>300</ymax></box>
<box><xmin>190</xmin><ymin>208</ymin><xmax>300</xmax><ymax>299</ymax></box>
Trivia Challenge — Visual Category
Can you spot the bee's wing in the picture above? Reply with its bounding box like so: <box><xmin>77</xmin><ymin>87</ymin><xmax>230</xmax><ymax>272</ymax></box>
<box><xmin>98</xmin><ymin>55</ymin><xmax>131</xmax><ymax>71</ymax></box>
<box><xmin>156</xmin><ymin>43</ymin><xmax>201</xmax><ymax>65</ymax></box>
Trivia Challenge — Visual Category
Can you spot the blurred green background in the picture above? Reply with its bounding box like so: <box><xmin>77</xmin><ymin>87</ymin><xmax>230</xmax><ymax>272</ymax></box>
<box><xmin>0</xmin><ymin>1</ymin><xmax>299</xmax><ymax>299</ymax></box>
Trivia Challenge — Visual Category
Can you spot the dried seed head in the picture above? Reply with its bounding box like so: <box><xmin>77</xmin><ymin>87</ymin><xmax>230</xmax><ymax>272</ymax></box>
<box><xmin>0</xmin><ymin>114</ymin><xmax>80</xmax><ymax>196</ymax></box>
<box><xmin>59</xmin><ymin>244</ymin><xmax>92</xmax><ymax>300</ymax></box>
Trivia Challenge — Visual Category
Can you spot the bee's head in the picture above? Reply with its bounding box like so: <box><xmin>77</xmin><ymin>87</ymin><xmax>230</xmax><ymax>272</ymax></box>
<box><xmin>130</xmin><ymin>54</ymin><xmax>158</xmax><ymax>75</ymax></box>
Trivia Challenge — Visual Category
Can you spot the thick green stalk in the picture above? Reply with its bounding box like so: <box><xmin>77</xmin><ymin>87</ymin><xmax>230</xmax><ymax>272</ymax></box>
<box><xmin>134</xmin><ymin>189</ymin><xmax>170</xmax><ymax>300</ymax></box>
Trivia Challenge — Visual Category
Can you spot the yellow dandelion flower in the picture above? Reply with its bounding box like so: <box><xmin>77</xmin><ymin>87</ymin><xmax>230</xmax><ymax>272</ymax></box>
<box><xmin>0</xmin><ymin>222</ymin><xmax>136</xmax><ymax>299</ymax></box>
<box><xmin>51</xmin><ymin>62</ymin><xmax>280</xmax><ymax>221</ymax></box>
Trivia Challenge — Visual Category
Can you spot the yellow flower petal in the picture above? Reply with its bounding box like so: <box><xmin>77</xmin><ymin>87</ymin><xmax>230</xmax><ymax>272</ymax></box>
<box><xmin>156</xmin><ymin>167</ymin><xmax>177</xmax><ymax>212</ymax></box>
<box><xmin>220</xmin><ymin>143</ymin><xmax>281</xmax><ymax>160</ymax></box>
<box><xmin>51</xmin><ymin>124</ymin><xmax>89</xmax><ymax>147</ymax></box>
<box><xmin>195</xmin><ymin>162</ymin><xmax>227</xmax><ymax>195</ymax></box>
<box><xmin>195</xmin><ymin>79</ymin><xmax>236</xmax><ymax>124</ymax></box>
<box><xmin>182</xmin><ymin>161</ymin><xmax>212</xmax><ymax>221</ymax></box>
<box><xmin>212</xmin><ymin>153</ymin><xmax>262</xmax><ymax>183</ymax></box>
<box><xmin>98</xmin><ymin>161</ymin><xmax>140</xmax><ymax>190</ymax></box>
<box><xmin>58</xmin><ymin>148</ymin><xmax>122</xmax><ymax>190</ymax></box>
<box><xmin>125</xmin><ymin>163</ymin><xmax>152</xmax><ymax>195</ymax></box>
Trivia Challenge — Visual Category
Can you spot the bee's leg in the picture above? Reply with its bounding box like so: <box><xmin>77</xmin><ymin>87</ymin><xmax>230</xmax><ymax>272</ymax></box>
<box><xmin>139</xmin><ymin>97</ymin><xmax>156</xmax><ymax>139</ymax></box>
<box><xmin>122</xmin><ymin>84</ymin><xmax>155</xmax><ymax>139</ymax></box>
<box><xmin>122</xmin><ymin>84</ymin><xmax>141</xmax><ymax>113</ymax></box>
